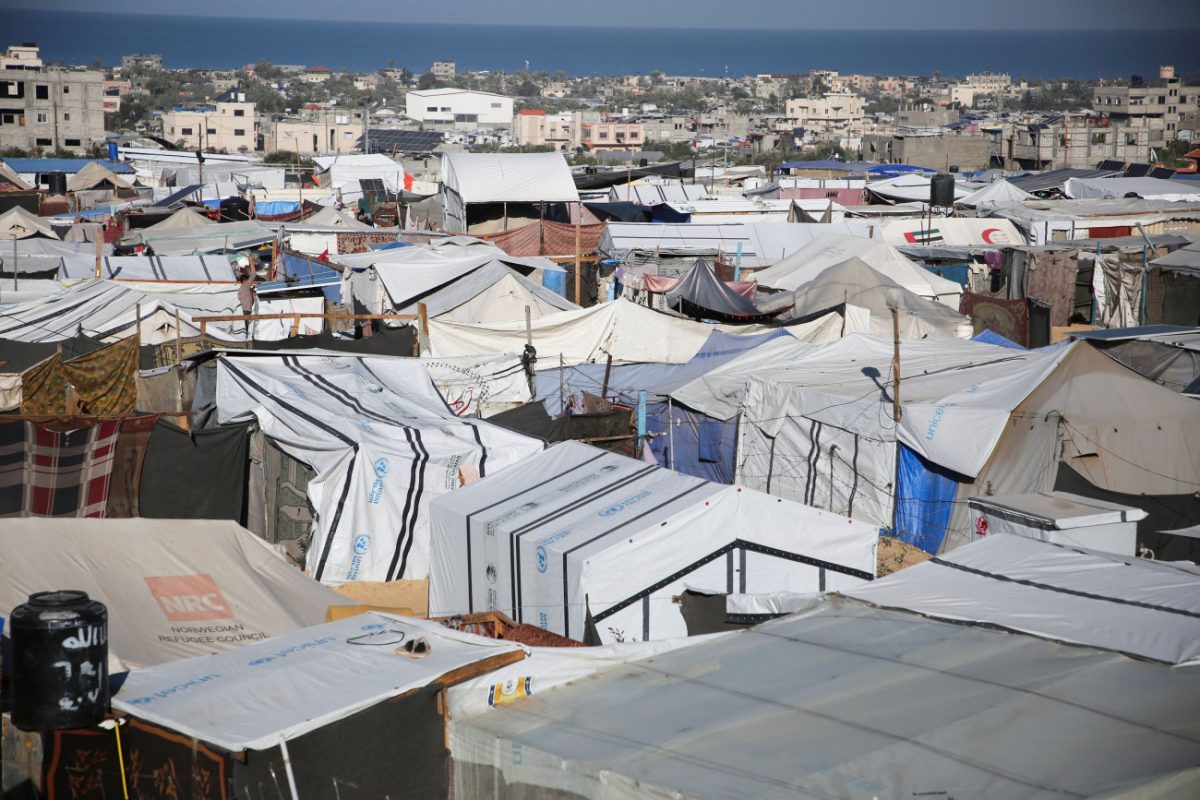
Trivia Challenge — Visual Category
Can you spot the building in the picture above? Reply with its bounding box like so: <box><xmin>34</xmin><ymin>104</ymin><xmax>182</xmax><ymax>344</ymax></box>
<box><xmin>260</xmin><ymin>109</ymin><xmax>365</xmax><ymax>155</ymax></box>
<box><xmin>786</xmin><ymin>92</ymin><xmax>864</xmax><ymax>137</ymax></box>
<box><xmin>404</xmin><ymin>88</ymin><xmax>513</xmax><ymax>129</ymax></box>
<box><xmin>896</xmin><ymin>104</ymin><xmax>960</xmax><ymax>128</ymax></box>
<box><xmin>300</xmin><ymin>66</ymin><xmax>332</xmax><ymax>84</ymax></box>
<box><xmin>995</xmin><ymin>112</ymin><xmax>1166</xmax><ymax>170</ymax></box>
<box><xmin>160</xmin><ymin>90</ymin><xmax>257</xmax><ymax>153</ymax></box>
<box><xmin>863</xmin><ymin>131</ymin><xmax>990</xmax><ymax>172</ymax></box>
<box><xmin>120</xmin><ymin>53</ymin><xmax>162</xmax><ymax>72</ymax></box>
<box><xmin>431</xmin><ymin>61</ymin><xmax>456</xmax><ymax>80</ymax></box>
<box><xmin>1093</xmin><ymin>66</ymin><xmax>1200</xmax><ymax>141</ymax></box>
<box><xmin>579</xmin><ymin>119</ymin><xmax>645</xmax><ymax>152</ymax></box>
<box><xmin>512</xmin><ymin>109</ymin><xmax>574</xmax><ymax>150</ymax></box>
<box><xmin>0</xmin><ymin>44</ymin><xmax>106</xmax><ymax>153</ymax></box>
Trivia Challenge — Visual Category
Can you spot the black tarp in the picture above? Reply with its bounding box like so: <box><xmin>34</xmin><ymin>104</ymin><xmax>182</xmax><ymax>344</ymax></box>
<box><xmin>0</xmin><ymin>334</ymin><xmax>106</xmax><ymax>375</ymax></box>
<box><xmin>139</xmin><ymin>418</ymin><xmax>253</xmax><ymax>522</ymax></box>
<box><xmin>572</xmin><ymin>162</ymin><xmax>683</xmax><ymax>191</ymax></box>
<box><xmin>583</xmin><ymin>201</ymin><xmax>652</xmax><ymax>223</ymax></box>
<box><xmin>664</xmin><ymin>259</ymin><xmax>780</xmax><ymax>323</ymax></box>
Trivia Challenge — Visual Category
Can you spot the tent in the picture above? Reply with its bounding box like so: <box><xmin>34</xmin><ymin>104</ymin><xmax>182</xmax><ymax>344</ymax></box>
<box><xmin>0</xmin><ymin>160</ymin><xmax>33</xmax><ymax>190</ymax></box>
<box><xmin>141</xmin><ymin>206</ymin><xmax>215</xmax><ymax>232</ymax></box>
<box><xmin>847</xmin><ymin>533</ymin><xmax>1200</xmax><ymax>665</ymax></box>
<box><xmin>214</xmin><ymin>353</ymin><xmax>542</xmax><ymax>583</ymax></box>
<box><xmin>879</xmin><ymin>217</ymin><xmax>1025</xmax><ymax>246</ymax></box>
<box><xmin>59</xmin><ymin>255</ymin><xmax>238</xmax><ymax>282</ymax></box>
<box><xmin>451</xmin><ymin>593</ymin><xmax>1200</xmax><ymax>800</ymax></box>
<box><xmin>441</xmin><ymin>152</ymin><xmax>579</xmax><ymax>234</ymax></box>
<box><xmin>66</xmin><ymin>161</ymin><xmax>134</xmax><ymax>192</ymax></box>
<box><xmin>1064</xmin><ymin>176</ymin><xmax>1200</xmax><ymax>203</ymax></box>
<box><xmin>312</xmin><ymin>152</ymin><xmax>407</xmax><ymax>205</ymax></box>
<box><xmin>295</xmin><ymin>205</ymin><xmax>373</xmax><ymax>229</ymax></box>
<box><xmin>761</xmin><ymin>256</ymin><xmax>968</xmax><ymax>338</ymax></box>
<box><xmin>125</xmin><ymin>218</ymin><xmax>276</xmax><ymax>256</ymax></box>
<box><xmin>661</xmin><ymin>259</ymin><xmax>782</xmax><ymax>323</ymax></box>
<box><xmin>956</xmin><ymin>177</ymin><xmax>1035</xmax><ymax>210</ymax></box>
<box><xmin>753</xmin><ymin>233</ymin><xmax>963</xmax><ymax>307</ymax></box>
<box><xmin>0</xmin><ymin>518</ymin><xmax>348</xmax><ymax>669</ymax></box>
<box><xmin>428</xmin><ymin>441</ymin><xmax>877</xmax><ymax>643</ymax></box>
<box><xmin>41</xmin><ymin>614</ymin><xmax>521</xmax><ymax>800</ymax></box>
<box><xmin>866</xmin><ymin>173</ymin><xmax>971</xmax><ymax>204</ymax></box>
<box><xmin>0</xmin><ymin>205</ymin><xmax>59</xmax><ymax>240</ymax></box>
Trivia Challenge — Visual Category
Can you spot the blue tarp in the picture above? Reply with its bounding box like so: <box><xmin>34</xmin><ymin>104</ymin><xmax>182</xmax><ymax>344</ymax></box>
<box><xmin>542</xmin><ymin>269</ymin><xmax>566</xmax><ymax>298</ymax></box>
<box><xmin>778</xmin><ymin>160</ymin><xmax>935</xmax><ymax>177</ymax></box>
<box><xmin>368</xmin><ymin>241</ymin><xmax>413</xmax><ymax>251</ymax></box>
<box><xmin>255</xmin><ymin>201</ymin><xmax>301</xmax><ymax>216</ymax></box>
<box><xmin>256</xmin><ymin>252</ymin><xmax>342</xmax><ymax>302</ymax></box>
<box><xmin>924</xmin><ymin>263</ymin><xmax>971</xmax><ymax>287</ymax></box>
<box><xmin>972</xmin><ymin>329</ymin><xmax>1026</xmax><ymax>350</ymax></box>
<box><xmin>1</xmin><ymin>158</ymin><xmax>136</xmax><ymax>175</ymax></box>
<box><xmin>894</xmin><ymin>444</ymin><xmax>962</xmax><ymax>553</ymax></box>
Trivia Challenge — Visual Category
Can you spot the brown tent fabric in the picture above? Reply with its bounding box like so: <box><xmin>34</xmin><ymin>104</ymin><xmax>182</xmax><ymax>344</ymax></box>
<box><xmin>1024</xmin><ymin>249</ymin><xmax>1080</xmax><ymax>326</ymax></box>
<box><xmin>481</xmin><ymin>220</ymin><xmax>604</xmax><ymax>257</ymax></box>
<box><xmin>20</xmin><ymin>337</ymin><xmax>139</xmax><ymax>416</ymax></box>
<box><xmin>105</xmin><ymin>415</ymin><xmax>159</xmax><ymax>518</ymax></box>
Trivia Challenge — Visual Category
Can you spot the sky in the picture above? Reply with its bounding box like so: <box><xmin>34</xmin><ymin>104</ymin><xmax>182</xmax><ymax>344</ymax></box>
<box><xmin>5</xmin><ymin>0</ymin><xmax>1200</xmax><ymax>29</ymax></box>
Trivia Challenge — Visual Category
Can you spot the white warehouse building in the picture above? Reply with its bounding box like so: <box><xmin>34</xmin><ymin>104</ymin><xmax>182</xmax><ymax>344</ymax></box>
<box><xmin>404</xmin><ymin>88</ymin><xmax>513</xmax><ymax>129</ymax></box>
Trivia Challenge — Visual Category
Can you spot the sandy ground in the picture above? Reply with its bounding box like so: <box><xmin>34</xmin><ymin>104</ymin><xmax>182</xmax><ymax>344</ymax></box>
<box><xmin>876</xmin><ymin>535</ymin><xmax>932</xmax><ymax>577</ymax></box>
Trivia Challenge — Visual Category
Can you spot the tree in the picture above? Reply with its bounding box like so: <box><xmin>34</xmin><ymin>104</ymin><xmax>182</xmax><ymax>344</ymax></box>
<box><xmin>417</xmin><ymin>72</ymin><xmax>439</xmax><ymax>91</ymax></box>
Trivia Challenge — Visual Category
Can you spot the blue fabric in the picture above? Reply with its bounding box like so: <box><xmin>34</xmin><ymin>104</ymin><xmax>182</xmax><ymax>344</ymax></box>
<box><xmin>256</xmin><ymin>252</ymin><xmax>342</xmax><ymax>302</ymax></box>
<box><xmin>542</xmin><ymin>269</ymin><xmax>567</xmax><ymax>299</ymax></box>
<box><xmin>254</xmin><ymin>201</ymin><xmax>300</xmax><ymax>216</ymax></box>
<box><xmin>924</xmin><ymin>263</ymin><xmax>970</xmax><ymax>287</ymax></box>
<box><xmin>368</xmin><ymin>241</ymin><xmax>412</xmax><ymax>251</ymax></box>
<box><xmin>894</xmin><ymin>444</ymin><xmax>962</xmax><ymax>553</ymax></box>
<box><xmin>972</xmin><ymin>329</ymin><xmax>1026</xmax><ymax>350</ymax></box>
<box><xmin>2</xmin><ymin>157</ymin><xmax>136</xmax><ymax>174</ymax></box>
<box><xmin>646</xmin><ymin>403</ymin><xmax>739</xmax><ymax>483</ymax></box>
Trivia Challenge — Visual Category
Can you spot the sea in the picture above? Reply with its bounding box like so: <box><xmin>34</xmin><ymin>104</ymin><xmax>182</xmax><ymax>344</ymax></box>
<box><xmin>3</xmin><ymin>8</ymin><xmax>1198</xmax><ymax>79</ymax></box>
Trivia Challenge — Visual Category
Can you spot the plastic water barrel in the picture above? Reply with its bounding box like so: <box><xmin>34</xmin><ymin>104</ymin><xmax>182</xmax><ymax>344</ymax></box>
<box><xmin>10</xmin><ymin>591</ymin><xmax>109</xmax><ymax>731</ymax></box>
<box><xmin>930</xmin><ymin>172</ymin><xmax>956</xmax><ymax>208</ymax></box>
<box><xmin>45</xmin><ymin>172</ymin><xmax>68</xmax><ymax>196</ymax></box>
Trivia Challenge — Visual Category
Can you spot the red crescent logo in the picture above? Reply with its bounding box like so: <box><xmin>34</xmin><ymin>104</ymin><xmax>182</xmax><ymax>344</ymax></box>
<box><xmin>981</xmin><ymin>227</ymin><xmax>1006</xmax><ymax>244</ymax></box>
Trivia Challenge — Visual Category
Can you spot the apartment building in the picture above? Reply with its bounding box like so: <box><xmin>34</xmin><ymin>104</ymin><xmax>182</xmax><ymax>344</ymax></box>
<box><xmin>0</xmin><ymin>44</ymin><xmax>106</xmax><ymax>153</ymax></box>
<box><xmin>121</xmin><ymin>53</ymin><xmax>163</xmax><ymax>71</ymax></box>
<box><xmin>580</xmin><ymin>119</ymin><xmax>644</xmax><ymax>152</ymax></box>
<box><xmin>513</xmin><ymin>109</ymin><xmax>574</xmax><ymax>150</ymax></box>
<box><xmin>160</xmin><ymin>90</ymin><xmax>257</xmax><ymax>152</ymax></box>
<box><xmin>786</xmin><ymin>91</ymin><xmax>864</xmax><ymax>137</ymax></box>
<box><xmin>995</xmin><ymin>113</ymin><xmax>1166</xmax><ymax>170</ymax></box>
<box><xmin>260</xmin><ymin>109</ymin><xmax>365</xmax><ymax>155</ymax></box>
<box><xmin>1093</xmin><ymin>66</ymin><xmax>1200</xmax><ymax>141</ymax></box>
<box><xmin>431</xmin><ymin>61</ymin><xmax>456</xmax><ymax>80</ymax></box>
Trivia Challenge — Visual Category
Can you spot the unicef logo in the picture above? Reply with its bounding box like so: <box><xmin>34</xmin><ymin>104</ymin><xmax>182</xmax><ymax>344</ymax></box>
<box><xmin>536</xmin><ymin>545</ymin><xmax>548</xmax><ymax>573</ymax></box>
<box><xmin>373</xmin><ymin>458</ymin><xmax>389</xmax><ymax>477</ymax></box>
<box><xmin>353</xmin><ymin>534</ymin><xmax>372</xmax><ymax>555</ymax></box>
<box><xmin>599</xmin><ymin>505</ymin><xmax>623</xmax><ymax>517</ymax></box>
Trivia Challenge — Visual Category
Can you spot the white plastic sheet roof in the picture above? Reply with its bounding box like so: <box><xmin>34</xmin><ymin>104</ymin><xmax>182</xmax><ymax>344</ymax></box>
<box><xmin>452</xmin><ymin>594</ymin><xmax>1200</xmax><ymax>799</ymax></box>
<box><xmin>957</xmin><ymin>178</ymin><xmax>1036</xmax><ymax>208</ymax></box>
<box><xmin>114</xmin><ymin>612</ymin><xmax>521</xmax><ymax>751</ymax></box>
<box><xmin>0</xmin><ymin>518</ymin><xmax>347</xmax><ymax>669</ymax></box>
<box><xmin>753</xmin><ymin>233</ymin><xmax>963</xmax><ymax>304</ymax></box>
<box><xmin>442</xmin><ymin>152</ymin><xmax>579</xmax><ymax>204</ymax></box>
<box><xmin>867</xmin><ymin>174</ymin><xmax>971</xmax><ymax>203</ymax></box>
<box><xmin>1065</xmin><ymin>177</ymin><xmax>1200</xmax><ymax>203</ymax></box>
<box><xmin>847</xmin><ymin>534</ymin><xmax>1200</xmax><ymax>665</ymax></box>
<box><xmin>385</xmin><ymin>261</ymin><xmax>578</xmax><ymax>321</ymax></box>
<box><xmin>59</xmin><ymin>255</ymin><xmax>237</xmax><ymax>282</ymax></box>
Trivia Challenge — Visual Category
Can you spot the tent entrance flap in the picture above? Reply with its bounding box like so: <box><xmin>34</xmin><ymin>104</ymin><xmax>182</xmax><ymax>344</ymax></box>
<box><xmin>895</xmin><ymin>444</ymin><xmax>963</xmax><ymax>554</ymax></box>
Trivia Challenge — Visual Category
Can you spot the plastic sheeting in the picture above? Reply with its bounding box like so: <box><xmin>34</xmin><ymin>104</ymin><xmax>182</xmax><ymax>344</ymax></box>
<box><xmin>451</xmin><ymin>594</ymin><xmax>1200</xmax><ymax>800</ymax></box>
<box><xmin>0</xmin><ymin>518</ymin><xmax>347</xmax><ymax>669</ymax></box>
<box><xmin>215</xmin><ymin>354</ymin><xmax>542</xmax><ymax>583</ymax></box>
<box><xmin>894</xmin><ymin>444</ymin><xmax>961</xmax><ymax>552</ymax></box>
<box><xmin>114</xmin><ymin>612</ymin><xmax>520</xmax><ymax>751</ymax></box>
<box><xmin>428</xmin><ymin>441</ymin><xmax>876</xmax><ymax>643</ymax></box>
<box><xmin>662</xmin><ymin>259</ymin><xmax>768</xmax><ymax>321</ymax></box>
<box><xmin>59</xmin><ymin>255</ymin><xmax>238</xmax><ymax>282</ymax></box>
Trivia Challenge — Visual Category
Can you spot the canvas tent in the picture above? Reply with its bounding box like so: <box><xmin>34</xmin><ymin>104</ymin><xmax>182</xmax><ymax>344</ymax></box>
<box><xmin>0</xmin><ymin>205</ymin><xmax>59</xmax><ymax>240</ymax></box>
<box><xmin>59</xmin><ymin>255</ymin><xmax>238</xmax><ymax>282</ymax></box>
<box><xmin>1064</xmin><ymin>176</ymin><xmax>1200</xmax><ymax>203</ymax></box>
<box><xmin>956</xmin><ymin>178</ymin><xmax>1036</xmax><ymax>210</ymax></box>
<box><xmin>451</xmin><ymin>593</ymin><xmax>1200</xmax><ymax>800</ymax></box>
<box><xmin>66</xmin><ymin>161</ymin><xmax>134</xmax><ymax>192</ymax></box>
<box><xmin>866</xmin><ymin>173</ymin><xmax>971</xmax><ymax>204</ymax></box>
<box><xmin>214</xmin><ymin>353</ymin><xmax>542</xmax><ymax>584</ymax></box>
<box><xmin>847</xmin><ymin>533</ymin><xmax>1200</xmax><ymax>665</ymax></box>
<box><xmin>0</xmin><ymin>518</ymin><xmax>348</xmax><ymax>669</ymax></box>
<box><xmin>441</xmin><ymin>152</ymin><xmax>579</xmax><ymax>234</ymax></box>
<box><xmin>879</xmin><ymin>217</ymin><xmax>1025</xmax><ymax>247</ymax></box>
<box><xmin>428</xmin><ymin>441</ymin><xmax>877</xmax><ymax>644</ymax></box>
<box><xmin>661</xmin><ymin>259</ymin><xmax>782</xmax><ymax>323</ymax></box>
<box><xmin>753</xmin><ymin>233</ymin><xmax>963</xmax><ymax>307</ymax></box>
<box><xmin>312</xmin><ymin>153</ymin><xmax>406</xmax><ymax>205</ymax></box>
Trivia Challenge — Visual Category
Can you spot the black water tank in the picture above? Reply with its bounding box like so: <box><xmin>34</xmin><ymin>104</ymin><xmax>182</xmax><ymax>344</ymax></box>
<box><xmin>10</xmin><ymin>591</ymin><xmax>109</xmax><ymax>731</ymax></box>
<box><xmin>46</xmin><ymin>172</ymin><xmax>67</xmax><ymax>196</ymax></box>
<box><xmin>930</xmin><ymin>172</ymin><xmax>956</xmax><ymax>207</ymax></box>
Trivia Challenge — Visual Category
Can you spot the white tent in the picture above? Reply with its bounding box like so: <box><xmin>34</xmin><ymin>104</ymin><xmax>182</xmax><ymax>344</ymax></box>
<box><xmin>215</xmin><ymin>353</ymin><xmax>542</xmax><ymax>584</ymax></box>
<box><xmin>879</xmin><ymin>217</ymin><xmax>1025</xmax><ymax>246</ymax></box>
<box><xmin>1064</xmin><ymin>176</ymin><xmax>1200</xmax><ymax>203</ymax></box>
<box><xmin>0</xmin><ymin>518</ymin><xmax>348</xmax><ymax>669</ymax></box>
<box><xmin>441</xmin><ymin>152</ymin><xmax>579</xmax><ymax>234</ymax></box>
<box><xmin>847</xmin><ymin>533</ymin><xmax>1200</xmax><ymax>665</ymax></box>
<box><xmin>429</xmin><ymin>441</ymin><xmax>877</xmax><ymax>643</ymax></box>
<box><xmin>297</xmin><ymin>205</ymin><xmax>374</xmax><ymax>229</ymax></box>
<box><xmin>0</xmin><ymin>205</ymin><xmax>59</xmax><ymax>240</ymax></box>
<box><xmin>59</xmin><ymin>255</ymin><xmax>238</xmax><ymax>282</ymax></box>
<box><xmin>141</xmin><ymin>207</ymin><xmax>215</xmax><ymax>232</ymax></box>
<box><xmin>312</xmin><ymin>153</ymin><xmax>406</xmax><ymax>205</ymax></box>
<box><xmin>956</xmin><ymin>178</ymin><xmax>1036</xmax><ymax>210</ymax></box>
<box><xmin>867</xmin><ymin>174</ymin><xmax>971</xmax><ymax>204</ymax></box>
<box><xmin>379</xmin><ymin>260</ymin><xmax>577</xmax><ymax>322</ymax></box>
<box><xmin>113</xmin><ymin>612</ymin><xmax>520</xmax><ymax>751</ymax></box>
<box><xmin>753</xmin><ymin>233</ymin><xmax>963</xmax><ymax>306</ymax></box>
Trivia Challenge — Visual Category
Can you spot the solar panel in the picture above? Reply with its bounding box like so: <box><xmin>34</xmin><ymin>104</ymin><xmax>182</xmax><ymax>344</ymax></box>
<box><xmin>359</xmin><ymin>178</ymin><xmax>388</xmax><ymax>205</ymax></box>
<box><xmin>1096</xmin><ymin>160</ymin><xmax>1126</xmax><ymax>171</ymax></box>
<box><xmin>1124</xmin><ymin>163</ymin><xmax>1152</xmax><ymax>178</ymax></box>
<box><xmin>152</xmin><ymin>184</ymin><xmax>204</xmax><ymax>208</ymax></box>
<box><xmin>358</xmin><ymin>129</ymin><xmax>445</xmax><ymax>154</ymax></box>
<box><xmin>1150</xmin><ymin>167</ymin><xmax>1177</xmax><ymax>180</ymax></box>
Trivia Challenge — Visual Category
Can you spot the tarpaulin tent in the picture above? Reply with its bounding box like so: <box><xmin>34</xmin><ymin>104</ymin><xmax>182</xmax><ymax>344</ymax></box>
<box><xmin>753</xmin><ymin>233</ymin><xmax>963</xmax><ymax>307</ymax></box>
<box><xmin>0</xmin><ymin>205</ymin><xmax>59</xmax><ymax>240</ymax></box>
<box><xmin>661</xmin><ymin>259</ymin><xmax>782</xmax><ymax>323</ymax></box>
<box><xmin>428</xmin><ymin>441</ymin><xmax>876</xmax><ymax>643</ymax></box>
<box><xmin>848</xmin><ymin>533</ymin><xmax>1200</xmax><ymax>665</ymax></box>
<box><xmin>451</xmin><ymin>593</ymin><xmax>1200</xmax><ymax>800</ymax></box>
<box><xmin>879</xmin><ymin>217</ymin><xmax>1025</xmax><ymax>247</ymax></box>
<box><xmin>0</xmin><ymin>518</ymin><xmax>348</xmax><ymax>668</ymax></box>
<box><xmin>59</xmin><ymin>255</ymin><xmax>238</xmax><ymax>282</ymax></box>
<box><xmin>373</xmin><ymin>258</ymin><xmax>574</xmax><ymax>323</ymax></box>
<box><xmin>956</xmin><ymin>178</ymin><xmax>1036</xmax><ymax>210</ymax></box>
<box><xmin>215</xmin><ymin>353</ymin><xmax>542</xmax><ymax>583</ymax></box>
<box><xmin>1064</xmin><ymin>176</ymin><xmax>1200</xmax><ymax>203</ymax></box>
<box><xmin>442</xmin><ymin>152</ymin><xmax>579</xmax><ymax>234</ymax></box>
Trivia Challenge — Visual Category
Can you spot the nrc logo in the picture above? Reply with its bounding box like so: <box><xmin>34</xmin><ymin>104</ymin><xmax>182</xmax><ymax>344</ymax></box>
<box><xmin>145</xmin><ymin>574</ymin><xmax>234</xmax><ymax>622</ymax></box>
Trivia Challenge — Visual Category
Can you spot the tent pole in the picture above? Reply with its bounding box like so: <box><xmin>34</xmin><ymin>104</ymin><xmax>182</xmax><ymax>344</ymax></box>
<box><xmin>559</xmin><ymin>354</ymin><xmax>565</xmax><ymax>415</ymax></box>
<box><xmin>574</xmin><ymin>203</ymin><xmax>582</xmax><ymax>306</ymax></box>
<box><xmin>637</xmin><ymin>390</ymin><xmax>647</xmax><ymax>456</ymax></box>
<box><xmin>891</xmin><ymin>305</ymin><xmax>901</xmax><ymax>423</ymax></box>
<box><xmin>94</xmin><ymin>235</ymin><xmax>102</xmax><ymax>279</ymax></box>
<box><xmin>668</xmin><ymin>396</ymin><xmax>674</xmax><ymax>470</ymax></box>
<box><xmin>601</xmin><ymin>353</ymin><xmax>613</xmax><ymax>400</ymax></box>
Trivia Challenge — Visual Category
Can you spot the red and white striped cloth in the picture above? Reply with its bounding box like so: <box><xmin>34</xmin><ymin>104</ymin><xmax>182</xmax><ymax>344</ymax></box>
<box><xmin>0</xmin><ymin>420</ymin><xmax>121</xmax><ymax>517</ymax></box>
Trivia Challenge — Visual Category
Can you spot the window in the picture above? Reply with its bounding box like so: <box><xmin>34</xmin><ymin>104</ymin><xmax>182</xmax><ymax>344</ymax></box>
<box><xmin>36</xmin><ymin>112</ymin><xmax>46</xmax><ymax>123</ymax></box>
<box><xmin>181</xmin><ymin>127</ymin><xmax>193</xmax><ymax>135</ymax></box>
<box><xmin>234</xmin><ymin>108</ymin><xmax>245</xmax><ymax>117</ymax></box>
<box><xmin>599</xmin><ymin>130</ymin><xmax>608</xmax><ymax>139</ymax></box>
<box><xmin>490</xmin><ymin>102</ymin><xmax>501</xmax><ymax>108</ymax></box>
<box><xmin>63</xmin><ymin>112</ymin><xmax>70</xmax><ymax>121</ymax></box>
<box><xmin>629</xmin><ymin>131</ymin><xmax>639</xmax><ymax>139</ymax></box>
<box><xmin>35</xmin><ymin>84</ymin><xmax>47</xmax><ymax>99</ymax></box>
<box><xmin>426</xmin><ymin>106</ymin><xmax>438</xmax><ymax>112</ymax></box>
<box><xmin>0</xmin><ymin>113</ymin><xmax>12</xmax><ymax>124</ymax></box>
<box><xmin>206</xmin><ymin>127</ymin><xmax>216</xmax><ymax>134</ymax></box>
<box><xmin>36</xmin><ymin>137</ymin><xmax>51</xmax><ymax>146</ymax></box>
<box><xmin>64</xmin><ymin>138</ymin><xmax>80</xmax><ymax>146</ymax></box>
<box><xmin>63</xmin><ymin>85</ymin><xmax>69</xmax><ymax>94</ymax></box>
<box><xmin>234</xmin><ymin>128</ymin><xmax>245</xmax><ymax>136</ymax></box>
<box><xmin>440</xmin><ymin>106</ymin><xmax>450</xmax><ymax>112</ymax></box>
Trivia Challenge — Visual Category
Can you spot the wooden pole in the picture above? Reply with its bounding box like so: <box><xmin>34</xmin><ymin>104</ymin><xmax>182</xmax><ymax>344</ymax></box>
<box><xmin>601</xmin><ymin>353</ymin><xmax>613</xmax><ymax>400</ymax></box>
<box><xmin>891</xmin><ymin>306</ymin><xmax>901</xmax><ymax>423</ymax></box>
<box><xmin>174</xmin><ymin>309</ymin><xmax>182</xmax><ymax>364</ymax></box>
<box><xmin>94</xmin><ymin>235</ymin><xmax>102</xmax><ymax>279</ymax></box>
<box><xmin>135</xmin><ymin>302</ymin><xmax>141</xmax><ymax>348</ymax></box>
<box><xmin>417</xmin><ymin>302</ymin><xmax>430</xmax><ymax>355</ymax></box>
<box><xmin>574</xmin><ymin>203</ymin><xmax>582</xmax><ymax>306</ymax></box>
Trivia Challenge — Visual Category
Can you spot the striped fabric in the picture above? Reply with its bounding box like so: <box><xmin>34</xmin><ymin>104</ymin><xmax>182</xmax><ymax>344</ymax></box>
<box><xmin>0</xmin><ymin>419</ymin><xmax>121</xmax><ymax>517</ymax></box>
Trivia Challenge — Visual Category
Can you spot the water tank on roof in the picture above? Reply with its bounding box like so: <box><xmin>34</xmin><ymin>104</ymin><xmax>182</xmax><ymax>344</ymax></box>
<box><xmin>10</xmin><ymin>590</ymin><xmax>110</xmax><ymax>731</ymax></box>
<box><xmin>930</xmin><ymin>172</ymin><xmax>956</xmax><ymax>208</ymax></box>
<box><xmin>46</xmin><ymin>172</ymin><xmax>67</xmax><ymax>196</ymax></box>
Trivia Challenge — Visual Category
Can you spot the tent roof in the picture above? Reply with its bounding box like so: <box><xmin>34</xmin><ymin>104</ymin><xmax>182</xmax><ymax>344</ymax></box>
<box><xmin>455</xmin><ymin>593</ymin><xmax>1200</xmax><ymax>799</ymax></box>
<box><xmin>956</xmin><ymin>178</ymin><xmax>1036</xmax><ymax>208</ymax></box>
<box><xmin>381</xmin><ymin>260</ymin><xmax>577</xmax><ymax>319</ymax></box>
<box><xmin>0</xmin><ymin>518</ymin><xmax>347</xmax><ymax>669</ymax></box>
<box><xmin>663</xmin><ymin>259</ymin><xmax>768</xmax><ymax>321</ymax></box>
<box><xmin>142</xmin><ymin>206</ymin><xmax>215</xmax><ymax>232</ymax></box>
<box><xmin>59</xmin><ymin>255</ymin><xmax>238</xmax><ymax>282</ymax></box>
<box><xmin>66</xmin><ymin>160</ymin><xmax>134</xmax><ymax>191</ymax></box>
<box><xmin>113</xmin><ymin>612</ymin><xmax>521</xmax><ymax>750</ymax></box>
<box><xmin>0</xmin><ymin>157</ymin><xmax>136</xmax><ymax>175</ymax></box>
<box><xmin>442</xmin><ymin>152</ymin><xmax>579</xmax><ymax>204</ymax></box>
<box><xmin>866</xmin><ymin>174</ymin><xmax>971</xmax><ymax>204</ymax></box>
<box><xmin>1065</xmin><ymin>176</ymin><xmax>1200</xmax><ymax>202</ymax></box>
<box><xmin>0</xmin><ymin>160</ymin><xmax>33</xmax><ymax>190</ymax></box>
<box><xmin>753</xmin><ymin>233</ymin><xmax>963</xmax><ymax>304</ymax></box>
<box><xmin>847</xmin><ymin>534</ymin><xmax>1200</xmax><ymax>665</ymax></box>
<box><xmin>296</xmin><ymin>205</ymin><xmax>373</xmax><ymax>229</ymax></box>
<box><xmin>0</xmin><ymin>205</ymin><xmax>59</xmax><ymax>240</ymax></box>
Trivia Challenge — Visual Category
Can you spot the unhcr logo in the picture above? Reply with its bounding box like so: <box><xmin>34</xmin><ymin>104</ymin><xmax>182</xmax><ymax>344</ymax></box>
<box><xmin>536</xmin><ymin>545</ymin><xmax>548</xmax><ymax>573</ymax></box>
<box><xmin>599</xmin><ymin>490</ymin><xmax>653</xmax><ymax>517</ymax></box>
